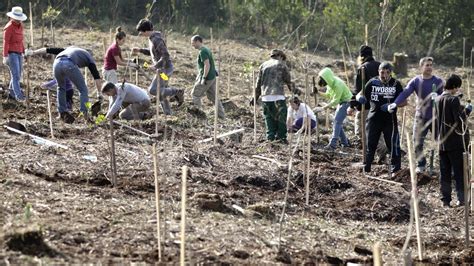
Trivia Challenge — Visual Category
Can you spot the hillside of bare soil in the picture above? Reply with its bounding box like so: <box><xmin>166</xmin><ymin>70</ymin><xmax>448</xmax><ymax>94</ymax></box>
<box><xmin>0</xmin><ymin>28</ymin><xmax>473</xmax><ymax>264</ymax></box>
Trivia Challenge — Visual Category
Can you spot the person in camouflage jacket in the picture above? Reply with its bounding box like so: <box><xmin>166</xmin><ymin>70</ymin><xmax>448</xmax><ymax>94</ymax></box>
<box><xmin>252</xmin><ymin>49</ymin><xmax>299</xmax><ymax>143</ymax></box>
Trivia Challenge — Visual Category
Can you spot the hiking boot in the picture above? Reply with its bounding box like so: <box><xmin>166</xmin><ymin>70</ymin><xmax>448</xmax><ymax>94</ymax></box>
<box><xmin>59</xmin><ymin>112</ymin><xmax>75</xmax><ymax>124</ymax></box>
<box><xmin>442</xmin><ymin>201</ymin><xmax>451</xmax><ymax>208</ymax></box>
<box><xmin>175</xmin><ymin>89</ymin><xmax>185</xmax><ymax>107</ymax></box>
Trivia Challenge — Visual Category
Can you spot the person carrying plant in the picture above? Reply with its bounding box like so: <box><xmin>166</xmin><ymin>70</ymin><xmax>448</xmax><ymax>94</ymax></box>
<box><xmin>314</xmin><ymin>67</ymin><xmax>353</xmax><ymax>150</ymax></box>
<box><xmin>101</xmin><ymin>82</ymin><xmax>151</xmax><ymax>120</ymax></box>
<box><xmin>435</xmin><ymin>74</ymin><xmax>471</xmax><ymax>207</ymax></box>
<box><xmin>251</xmin><ymin>49</ymin><xmax>300</xmax><ymax>143</ymax></box>
<box><xmin>190</xmin><ymin>35</ymin><xmax>225</xmax><ymax>119</ymax></box>
<box><xmin>132</xmin><ymin>19</ymin><xmax>184</xmax><ymax>115</ymax></box>
<box><xmin>358</xmin><ymin>62</ymin><xmax>405</xmax><ymax>175</ymax></box>
<box><xmin>388</xmin><ymin>57</ymin><xmax>444</xmax><ymax>173</ymax></box>
<box><xmin>53</xmin><ymin>47</ymin><xmax>103</xmax><ymax>122</ymax></box>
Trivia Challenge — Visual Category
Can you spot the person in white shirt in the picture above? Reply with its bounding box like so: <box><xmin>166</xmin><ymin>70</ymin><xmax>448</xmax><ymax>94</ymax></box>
<box><xmin>286</xmin><ymin>96</ymin><xmax>317</xmax><ymax>132</ymax></box>
<box><xmin>102</xmin><ymin>82</ymin><xmax>151</xmax><ymax>120</ymax></box>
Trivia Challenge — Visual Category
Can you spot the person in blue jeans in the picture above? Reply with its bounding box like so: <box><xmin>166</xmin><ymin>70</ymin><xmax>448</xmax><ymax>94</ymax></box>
<box><xmin>286</xmin><ymin>96</ymin><xmax>317</xmax><ymax>132</ymax></box>
<box><xmin>314</xmin><ymin>67</ymin><xmax>353</xmax><ymax>150</ymax></box>
<box><xmin>53</xmin><ymin>47</ymin><xmax>103</xmax><ymax>123</ymax></box>
<box><xmin>3</xmin><ymin>6</ymin><xmax>28</xmax><ymax>101</ymax></box>
<box><xmin>388</xmin><ymin>57</ymin><xmax>444</xmax><ymax>173</ymax></box>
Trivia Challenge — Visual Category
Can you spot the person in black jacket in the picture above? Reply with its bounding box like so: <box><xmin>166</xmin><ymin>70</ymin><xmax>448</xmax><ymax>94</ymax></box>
<box><xmin>357</xmin><ymin>62</ymin><xmax>404</xmax><ymax>175</ymax></box>
<box><xmin>348</xmin><ymin>45</ymin><xmax>381</xmax><ymax>139</ymax></box>
<box><xmin>436</xmin><ymin>74</ymin><xmax>471</xmax><ymax>207</ymax></box>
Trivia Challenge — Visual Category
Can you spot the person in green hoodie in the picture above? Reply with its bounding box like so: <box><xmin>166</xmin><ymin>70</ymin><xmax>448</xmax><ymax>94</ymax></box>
<box><xmin>314</xmin><ymin>67</ymin><xmax>353</xmax><ymax>150</ymax></box>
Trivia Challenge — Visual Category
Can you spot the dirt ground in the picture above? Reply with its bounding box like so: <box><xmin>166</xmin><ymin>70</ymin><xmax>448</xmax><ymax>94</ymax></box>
<box><xmin>0</xmin><ymin>27</ymin><xmax>474</xmax><ymax>264</ymax></box>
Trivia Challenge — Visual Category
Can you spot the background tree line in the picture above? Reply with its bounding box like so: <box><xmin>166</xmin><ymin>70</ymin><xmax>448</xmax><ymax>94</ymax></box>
<box><xmin>1</xmin><ymin>0</ymin><xmax>473</xmax><ymax>65</ymax></box>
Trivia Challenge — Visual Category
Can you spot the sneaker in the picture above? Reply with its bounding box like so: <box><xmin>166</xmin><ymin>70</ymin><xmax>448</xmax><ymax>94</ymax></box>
<box><xmin>341</xmin><ymin>142</ymin><xmax>352</xmax><ymax>148</ymax></box>
<box><xmin>456</xmin><ymin>200</ymin><xmax>465</xmax><ymax>207</ymax></box>
<box><xmin>415</xmin><ymin>166</ymin><xmax>425</xmax><ymax>174</ymax></box>
<box><xmin>323</xmin><ymin>145</ymin><xmax>336</xmax><ymax>151</ymax></box>
<box><xmin>174</xmin><ymin>89</ymin><xmax>185</xmax><ymax>107</ymax></box>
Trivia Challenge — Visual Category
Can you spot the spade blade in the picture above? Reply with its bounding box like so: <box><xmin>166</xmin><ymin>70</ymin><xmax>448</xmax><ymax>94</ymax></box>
<box><xmin>90</xmin><ymin>101</ymin><xmax>102</xmax><ymax>117</ymax></box>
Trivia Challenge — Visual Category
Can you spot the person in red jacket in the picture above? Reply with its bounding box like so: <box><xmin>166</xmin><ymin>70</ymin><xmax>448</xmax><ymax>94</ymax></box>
<box><xmin>2</xmin><ymin>6</ymin><xmax>27</xmax><ymax>101</ymax></box>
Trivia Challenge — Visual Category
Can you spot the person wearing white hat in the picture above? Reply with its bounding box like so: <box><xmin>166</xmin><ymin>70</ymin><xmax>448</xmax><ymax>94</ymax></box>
<box><xmin>3</xmin><ymin>6</ymin><xmax>28</xmax><ymax>101</ymax></box>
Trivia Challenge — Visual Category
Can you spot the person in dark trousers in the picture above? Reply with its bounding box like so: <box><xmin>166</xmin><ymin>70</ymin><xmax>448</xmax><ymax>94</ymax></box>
<box><xmin>348</xmin><ymin>45</ymin><xmax>381</xmax><ymax>139</ymax></box>
<box><xmin>435</xmin><ymin>74</ymin><xmax>471</xmax><ymax>207</ymax></box>
<box><xmin>359</xmin><ymin>62</ymin><xmax>405</xmax><ymax>175</ymax></box>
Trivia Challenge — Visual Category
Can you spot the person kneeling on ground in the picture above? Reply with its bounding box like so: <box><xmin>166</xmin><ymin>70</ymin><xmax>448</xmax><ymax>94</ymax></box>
<box><xmin>360</xmin><ymin>62</ymin><xmax>405</xmax><ymax>176</ymax></box>
<box><xmin>102</xmin><ymin>82</ymin><xmax>151</xmax><ymax>120</ymax></box>
<box><xmin>314</xmin><ymin>67</ymin><xmax>353</xmax><ymax>150</ymax></box>
<box><xmin>286</xmin><ymin>96</ymin><xmax>317</xmax><ymax>133</ymax></box>
<box><xmin>436</xmin><ymin>74</ymin><xmax>471</xmax><ymax>207</ymax></box>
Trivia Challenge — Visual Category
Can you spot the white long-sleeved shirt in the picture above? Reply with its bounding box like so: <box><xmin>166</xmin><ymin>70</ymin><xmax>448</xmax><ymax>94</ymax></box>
<box><xmin>287</xmin><ymin>103</ymin><xmax>316</xmax><ymax>121</ymax></box>
<box><xmin>106</xmin><ymin>83</ymin><xmax>149</xmax><ymax>118</ymax></box>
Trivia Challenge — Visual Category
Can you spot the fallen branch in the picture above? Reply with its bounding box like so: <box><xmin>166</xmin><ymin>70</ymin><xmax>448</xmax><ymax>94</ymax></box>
<box><xmin>252</xmin><ymin>155</ymin><xmax>287</xmax><ymax>169</ymax></box>
<box><xmin>4</xmin><ymin>126</ymin><xmax>68</xmax><ymax>149</ymax></box>
<box><xmin>198</xmin><ymin>128</ymin><xmax>245</xmax><ymax>143</ymax></box>
<box><xmin>113</xmin><ymin>120</ymin><xmax>153</xmax><ymax>138</ymax></box>
<box><xmin>366</xmin><ymin>175</ymin><xmax>403</xmax><ymax>186</ymax></box>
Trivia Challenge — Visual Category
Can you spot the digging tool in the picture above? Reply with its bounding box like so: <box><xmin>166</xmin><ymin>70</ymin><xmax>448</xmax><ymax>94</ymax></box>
<box><xmin>361</xmin><ymin>67</ymin><xmax>367</xmax><ymax>165</ymax></box>
<box><xmin>90</xmin><ymin>101</ymin><xmax>102</xmax><ymax>117</ymax></box>
<box><xmin>152</xmin><ymin>142</ymin><xmax>162</xmax><ymax>262</ymax></box>
<box><xmin>429</xmin><ymin>84</ymin><xmax>436</xmax><ymax>176</ymax></box>
<box><xmin>463</xmin><ymin>152</ymin><xmax>470</xmax><ymax>248</ymax></box>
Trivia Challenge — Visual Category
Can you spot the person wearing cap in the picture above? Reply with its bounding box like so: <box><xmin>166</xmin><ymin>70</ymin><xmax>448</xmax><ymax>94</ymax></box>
<box><xmin>101</xmin><ymin>82</ymin><xmax>151</xmax><ymax>120</ymax></box>
<box><xmin>348</xmin><ymin>45</ymin><xmax>381</xmax><ymax>139</ymax></box>
<box><xmin>132</xmin><ymin>19</ymin><xmax>184</xmax><ymax>115</ymax></box>
<box><xmin>435</xmin><ymin>74</ymin><xmax>471</xmax><ymax>207</ymax></box>
<box><xmin>359</xmin><ymin>62</ymin><xmax>404</xmax><ymax>175</ymax></box>
<box><xmin>190</xmin><ymin>35</ymin><xmax>225</xmax><ymax>119</ymax></box>
<box><xmin>286</xmin><ymin>96</ymin><xmax>317</xmax><ymax>133</ymax></box>
<box><xmin>387</xmin><ymin>57</ymin><xmax>444</xmax><ymax>173</ymax></box>
<box><xmin>252</xmin><ymin>49</ymin><xmax>299</xmax><ymax>143</ymax></box>
<box><xmin>314</xmin><ymin>67</ymin><xmax>353</xmax><ymax>150</ymax></box>
<box><xmin>53</xmin><ymin>47</ymin><xmax>103</xmax><ymax>122</ymax></box>
<box><xmin>3</xmin><ymin>6</ymin><xmax>27</xmax><ymax>101</ymax></box>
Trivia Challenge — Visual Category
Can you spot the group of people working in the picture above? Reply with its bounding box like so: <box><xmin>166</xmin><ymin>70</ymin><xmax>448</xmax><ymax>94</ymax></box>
<box><xmin>2</xmin><ymin>6</ymin><xmax>471</xmax><ymax>207</ymax></box>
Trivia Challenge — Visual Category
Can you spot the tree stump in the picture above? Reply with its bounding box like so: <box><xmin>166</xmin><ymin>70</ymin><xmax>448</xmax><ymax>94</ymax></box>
<box><xmin>393</xmin><ymin>53</ymin><xmax>408</xmax><ymax>77</ymax></box>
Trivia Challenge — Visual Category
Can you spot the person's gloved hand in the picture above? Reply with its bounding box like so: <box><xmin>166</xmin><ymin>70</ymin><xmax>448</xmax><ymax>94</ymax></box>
<box><xmin>24</xmin><ymin>49</ymin><xmax>34</xmax><ymax>57</ymax></box>
<box><xmin>380</xmin><ymin>103</ymin><xmax>390</xmax><ymax>112</ymax></box>
<box><xmin>356</xmin><ymin>95</ymin><xmax>367</xmax><ymax>104</ymax></box>
<box><xmin>347</xmin><ymin>107</ymin><xmax>354</xmax><ymax>116</ymax></box>
<box><xmin>429</xmin><ymin>92</ymin><xmax>438</xmax><ymax>100</ymax></box>
<box><xmin>466</xmin><ymin>103</ymin><xmax>472</xmax><ymax>115</ymax></box>
<box><xmin>313</xmin><ymin>106</ymin><xmax>325</xmax><ymax>113</ymax></box>
<box><xmin>200</xmin><ymin>78</ymin><xmax>207</xmax><ymax>86</ymax></box>
<box><xmin>2</xmin><ymin>57</ymin><xmax>9</xmax><ymax>65</ymax></box>
<box><xmin>387</xmin><ymin>103</ymin><xmax>397</xmax><ymax>113</ymax></box>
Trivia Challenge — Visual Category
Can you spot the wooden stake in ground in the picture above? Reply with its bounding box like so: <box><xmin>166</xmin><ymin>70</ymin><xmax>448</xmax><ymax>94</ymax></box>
<box><xmin>304</xmin><ymin>72</ymin><xmax>311</xmax><ymax>205</ymax></box>
<box><xmin>253</xmin><ymin>70</ymin><xmax>257</xmax><ymax>142</ymax></box>
<box><xmin>365</xmin><ymin>24</ymin><xmax>368</xmax><ymax>45</ymax></box>
<box><xmin>227</xmin><ymin>56</ymin><xmax>232</xmax><ymax>99</ymax></box>
<box><xmin>373</xmin><ymin>242</ymin><xmax>382</xmax><ymax>266</ymax></box>
<box><xmin>471</xmin><ymin>141</ymin><xmax>474</xmax><ymax>212</ymax></box>
<box><xmin>325</xmin><ymin>109</ymin><xmax>330</xmax><ymax>129</ymax></box>
<box><xmin>463</xmin><ymin>152</ymin><xmax>470</xmax><ymax>248</ymax></box>
<box><xmin>180</xmin><ymin>165</ymin><xmax>188</xmax><ymax>266</ymax></box>
<box><xmin>406</xmin><ymin>132</ymin><xmax>423</xmax><ymax>260</ymax></box>
<box><xmin>26</xmin><ymin>56</ymin><xmax>30</xmax><ymax>107</ymax></box>
<box><xmin>46</xmin><ymin>90</ymin><xmax>54</xmax><ymax>138</ymax></box>
<box><xmin>213</xmin><ymin>76</ymin><xmax>219</xmax><ymax>144</ymax></box>
<box><xmin>210</xmin><ymin>28</ymin><xmax>213</xmax><ymax>50</ymax></box>
<box><xmin>312</xmin><ymin>76</ymin><xmax>320</xmax><ymax>143</ymax></box>
<box><xmin>29</xmin><ymin>2</ymin><xmax>34</xmax><ymax>47</ymax></box>
<box><xmin>341</xmin><ymin>48</ymin><xmax>350</xmax><ymax>85</ymax></box>
<box><xmin>361</xmin><ymin>66</ymin><xmax>367</xmax><ymax>165</ymax></box>
<box><xmin>152</xmin><ymin>142</ymin><xmax>162</xmax><ymax>262</ymax></box>
<box><xmin>109</xmin><ymin>118</ymin><xmax>117</xmax><ymax>186</ymax></box>
<box><xmin>155</xmin><ymin>73</ymin><xmax>161</xmax><ymax>134</ymax></box>
<box><xmin>135</xmin><ymin>56</ymin><xmax>139</xmax><ymax>85</ymax></box>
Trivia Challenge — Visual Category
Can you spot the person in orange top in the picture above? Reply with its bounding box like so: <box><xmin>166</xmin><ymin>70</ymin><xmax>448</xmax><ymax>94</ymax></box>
<box><xmin>2</xmin><ymin>6</ymin><xmax>27</xmax><ymax>101</ymax></box>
